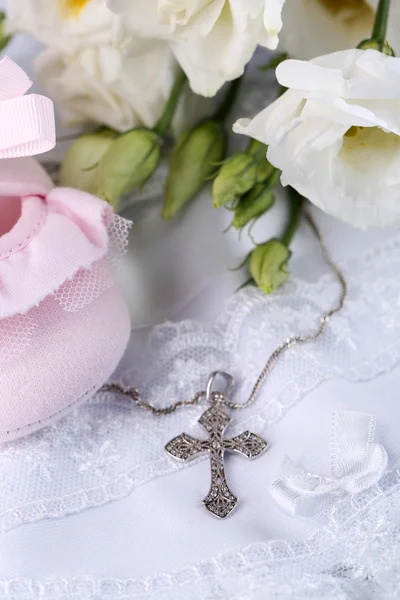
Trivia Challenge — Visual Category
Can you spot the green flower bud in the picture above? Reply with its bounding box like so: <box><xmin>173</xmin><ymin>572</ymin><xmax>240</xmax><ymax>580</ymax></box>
<box><xmin>232</xmin><ymin>184</ymin><xmax>275</xmax><ymax>230</ymax></box>
<box><xmin>247</xmin><ymin>139</ymin><xmax>275</xmax><ymax>183</ymax></box>
<box><xmin>250</xmin><ymin>239</ymin><xmax>290</xmax><ymax>295</ymax></box>
<box><xmin>0</xmin><ymin>12</ymin><xmax>12</xmax><ymax>52</ymax></box>
<box><xmin>163</xmin><ymin>121</ymin><xmax>225</xmax><ymax>220</ymax></box>
<box><xmin>255</xmin><ymin>158</ymin><xmax>275</xmax><ymax>183</ymax></box>
<box><xmin>96</xmin><ymin>129</ymin><xmax>162</xmax><ymax>208</ymax></box>
<box><xmin>212</xmin><ymin>154</ymin><xmax>257</xmax><ymax>208</ymax></box>
<box><xmin>247</xmin><ymin>139</ymin><xmax>267</xmax><ymax>158</ymax></box>
<box><xmin>59</xmin><ymin>129</ymin><xmax>117</xmax><ymax>195</ymax></box>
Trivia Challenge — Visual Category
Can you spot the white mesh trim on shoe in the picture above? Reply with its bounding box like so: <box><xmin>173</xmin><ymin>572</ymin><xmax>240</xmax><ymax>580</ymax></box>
<box><xmin>53</xmin><ymin>214</ymin><xmax>131</xmax><ymax>312</ymax></box>
<box><xmin>0</xmin><ymin>215</ymin><xmax>131</xmax><ymax>356</ymax></box>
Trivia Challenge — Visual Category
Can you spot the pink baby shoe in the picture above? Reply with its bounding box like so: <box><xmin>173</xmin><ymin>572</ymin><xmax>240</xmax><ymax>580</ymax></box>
<box><xmin>0</xmin><ymin>59</ymin><xmax>131</xmax><ymax>442</ymax></box>
<box><xmin>0</xmin><ymin>158</ymin><xmax>131</xmax><ymax>442</ymax></box>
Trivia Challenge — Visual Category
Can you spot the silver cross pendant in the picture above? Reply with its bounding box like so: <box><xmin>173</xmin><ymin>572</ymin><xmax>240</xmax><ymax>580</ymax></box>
<box><xmin>165</xmin><ymin>372</ymin><xmax>268</xmax><ymax>518</ymax></box>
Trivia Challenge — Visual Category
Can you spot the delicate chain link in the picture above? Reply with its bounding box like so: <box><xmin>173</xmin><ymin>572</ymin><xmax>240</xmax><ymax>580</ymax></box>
<box><xmin>224</xmin><ymin>209</ymin><xmax>347</xmax><ymax>409</ymax></box>
<box><xmin>102</xmin><ymin>209</ymin><xmax>348</xmax><ymax>414</ymax></box>
<box><xmin>101</xmin><ymin>385</ymin><xmax>206</xmax><ymax>416</ymax></box>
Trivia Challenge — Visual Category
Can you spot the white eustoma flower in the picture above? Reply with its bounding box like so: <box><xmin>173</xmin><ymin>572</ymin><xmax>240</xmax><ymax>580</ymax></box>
<box><xmin>6</xmin><ymin>0</ymin><xmax>121</xmax><ymax>53</ymax></box>
<box><xmin>107</xmin><ymin>0</ymin><xmax>286</xmax><ymax>96</ymax></box>
<box><xmin>35</xmin><ymin>38</ymin><xmax>175</xmax><ymax>132</ymax></box>
<box><xmin>279</xmin><ymin>0</ymin><xmax>400</xmax><ymax>60</ymax></box>
<box><xmin>6</xmin><ymin>0</ymin><xmax>185</xmax><ymax>132</ymax></box>
<box><xmin>234</xmin><ymin>49</ymin><xmax>400</xmax><ymax>228</ymax></box>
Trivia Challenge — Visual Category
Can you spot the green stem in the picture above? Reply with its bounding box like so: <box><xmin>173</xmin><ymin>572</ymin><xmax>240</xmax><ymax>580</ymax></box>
<box><xmin>213</xmin><ymin>77</ymin><xmax>243</xmax><ymax>123</ymax></box>
<box><xmin>154</xmin><ymin>70</ymin><xmax>188</xmax><ymax>137</ymax></box>
<box><xmin>259</xmin><ymin>53</ymin><xmax>288</xmax><ymax>72</ymax></box>
<box><xmin>281</xmin><ymin>187</ymin><xmax>303</xmax><ymax>248</ymax></box>
<box><xmin>371</xmin><ymin>0</ymin><xmax>391</xmax><ymax>50</ymax></box>
<box><xmin>0</xmin><ymin>12</ymin><xmax>11</xmax><ymax>53</ymax></box>
<box><xmin>247</xmin><ymin>139</ymin><xmax>268</xmax><ymax>162</ymax></box>
<box><xmin>267</xmin><ymin>168</ymin><xmax>281</xmax><ymax>187</ymax></box>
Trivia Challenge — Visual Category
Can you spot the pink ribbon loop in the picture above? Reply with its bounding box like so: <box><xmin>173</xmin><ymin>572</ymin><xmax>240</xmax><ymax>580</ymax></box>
<box><xmin>0</xmin><ymin>56</ymin><xmax>56</xmax><ymax>158</ymax></box>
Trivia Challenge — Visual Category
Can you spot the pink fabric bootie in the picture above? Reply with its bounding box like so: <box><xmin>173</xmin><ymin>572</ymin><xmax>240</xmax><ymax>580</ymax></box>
<box><xmin>0</xmin><ymin>58</ymin><xmax>131</xmax><ymax>442</ymax></box>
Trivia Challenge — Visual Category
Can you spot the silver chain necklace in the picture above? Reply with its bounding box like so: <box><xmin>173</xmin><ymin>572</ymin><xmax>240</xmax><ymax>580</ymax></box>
<box><xmin>103</xmin><ymin>210</ymin><xmax>348</xmax><ymax>518</ymax></box>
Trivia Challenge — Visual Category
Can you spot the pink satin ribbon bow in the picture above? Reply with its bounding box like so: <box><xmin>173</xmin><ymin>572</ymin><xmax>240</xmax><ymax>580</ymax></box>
<box><xmin>0</xmin><ymin>56</ymin><xmax>55</xmax><ymax>158</ymax></box>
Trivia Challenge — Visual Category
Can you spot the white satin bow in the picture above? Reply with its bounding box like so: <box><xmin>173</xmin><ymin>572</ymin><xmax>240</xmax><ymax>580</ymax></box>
<box><xmin>270</xmin><ymin>411</ymin><xmax>388</xmax><ymax>517</ymax></box>
<box><xmin>0</xmin><ymin>56</ymin><xmax>55</xmax><ymax>158</ymax></box>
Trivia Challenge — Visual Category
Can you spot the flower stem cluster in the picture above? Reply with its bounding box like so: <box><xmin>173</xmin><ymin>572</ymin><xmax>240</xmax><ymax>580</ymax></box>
<box><xmin>161</xmin><ymin>76</ymin><xmax>243</xmax><ymax>219</ymax></box>
<box><xmin>57</xmin><ymin>0</ymin><xmax>399</xmax><ymax>299</ymax></box>
<box><xmin>213</xmin><ymin>140</ymin><xmax>273</xmax><ymax>207</ymax></box>
<box><xmin>60</xmin><ymin>70</ymin><xmax>188</xmax><ymax>209</ymax></box>
<box><xmin>60</xmin><ymin>70</ymin><xmax>244</xmax><ymax>215</ymax></box>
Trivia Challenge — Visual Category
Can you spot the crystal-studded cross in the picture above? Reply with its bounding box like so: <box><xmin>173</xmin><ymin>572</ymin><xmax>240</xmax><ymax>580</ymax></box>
<box><xmin>165</xmin><ymin>404</ymin><xmax>268</xmax><ymax>518</ymax></box>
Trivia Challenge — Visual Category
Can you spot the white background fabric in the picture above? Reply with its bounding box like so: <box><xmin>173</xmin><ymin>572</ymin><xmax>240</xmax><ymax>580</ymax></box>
<box><xmin>2</xmin><ymin>22</ymin><xmax>400</xmax><ymax>600</ymax></box>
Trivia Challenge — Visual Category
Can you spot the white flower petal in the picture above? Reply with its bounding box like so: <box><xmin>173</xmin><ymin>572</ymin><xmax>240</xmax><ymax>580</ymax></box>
<box><xmin>234</xmin><ymin>90</ymin><xmax>305</xmax><ymax>145</ymax></box>
<box><xmin>7</xmin><ymin>0</ymin><xmax>122</xmax><ymax>52</ymax></box>
<box><xmin>161</xmin><ymin>0</ymin><xmax>225</xmax><ymax>38</ymax></box>
<box><xmin>7</xmin><ymin>0</ymin><xmax>204</xmax><ymax>132</ymax></box>
<box><xmin>277</xmin><ymin>56</ymin><xmax>350</xmax><ymax>95</ymax></box>
<box><xmin>107</xmin><ymin>0</ymin><xmax>287</xmax><ymax>96</ymax></box>
<box><xmin>172</xmin><ymin>40</ymin><xmax>227</xmax><ymax>96</ymax></box>
<box><xmin>300</xmin><ymin>95</ymin><xmax>392</xmax><ymax>130</ymax></box>
<box><xmin>235</xmin><ymin>48</ymin><xmax>400</xmax><ymax>228</ymax></box>
<box><xmin>278</xmin><ymin>0</ymin><xmax>375</xmax><ymax>60</ymax></box>
<box><xmin>262</xmin><ymin>0</ymin><xmax>285</xmax><ymax>49</ymax></box>
<box><xmin>35</xmin><ymin>38</ymin><xmax>175</xmax><ymax>132</ymax></box>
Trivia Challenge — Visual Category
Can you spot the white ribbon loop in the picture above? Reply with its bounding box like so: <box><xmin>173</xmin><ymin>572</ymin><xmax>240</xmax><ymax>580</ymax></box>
<box><xmin>270</xmin><ymin>411</ymin><xmax>388</xmax><ymax>517</ymax></box>
<box><xmin>0</xmin><ymin>56</ymin><xmax>55</xmax><ymax>158</ymax></box>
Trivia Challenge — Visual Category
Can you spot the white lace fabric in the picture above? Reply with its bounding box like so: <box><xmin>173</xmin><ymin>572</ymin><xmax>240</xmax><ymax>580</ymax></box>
<box><xmin>1</xmin><ymin>229</ymin><xmax>400</xmax><ymax>533</ymax></box>
<box><xmin>1</xmin><ymin>472</ymin><xmax>400</xmax><ymax>599</ymax></box>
